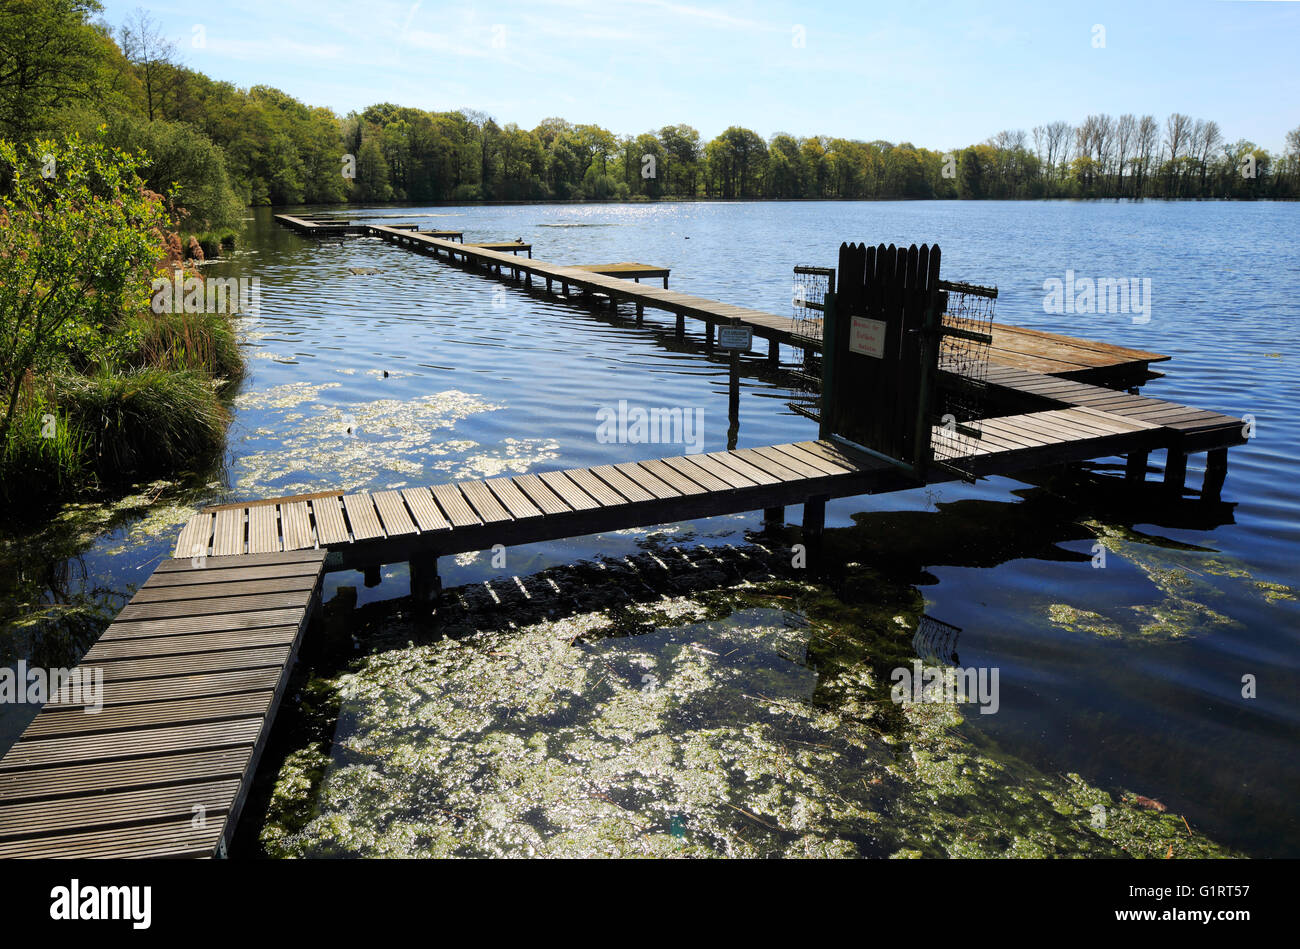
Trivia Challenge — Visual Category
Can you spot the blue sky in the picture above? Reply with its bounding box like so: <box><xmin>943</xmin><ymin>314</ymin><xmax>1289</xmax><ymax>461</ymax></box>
<box><xmin>96</xmin><ymin>0</ymin><xmax>1299</xmax><ymax>152</ymax></box>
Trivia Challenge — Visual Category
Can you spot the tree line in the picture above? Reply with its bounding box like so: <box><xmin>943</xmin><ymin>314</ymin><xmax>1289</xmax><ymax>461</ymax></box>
<box><xmin>4</xmin><ymin>0</ymin><xmax>1299</xmax><ymax>230</ymax></box>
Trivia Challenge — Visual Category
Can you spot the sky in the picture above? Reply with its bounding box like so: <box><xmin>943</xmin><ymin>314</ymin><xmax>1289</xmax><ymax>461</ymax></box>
<box><xmin>95</xmin><ymin>0</ymin><xmax>1300</xmax><ymax>153</ymax></box>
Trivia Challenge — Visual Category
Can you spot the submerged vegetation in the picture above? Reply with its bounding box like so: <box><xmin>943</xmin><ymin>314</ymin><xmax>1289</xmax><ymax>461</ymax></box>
<box><xmin>252</xmin><ymin>539</ymin><xmax>1238</xmax><ymax>858</ymax></box>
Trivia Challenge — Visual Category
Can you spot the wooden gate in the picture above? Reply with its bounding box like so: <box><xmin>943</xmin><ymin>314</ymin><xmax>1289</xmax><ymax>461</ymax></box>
<box><xmin>820</xmin><ymin>242</ymin><xmax>943</xmax><ymax>473</ymax></box>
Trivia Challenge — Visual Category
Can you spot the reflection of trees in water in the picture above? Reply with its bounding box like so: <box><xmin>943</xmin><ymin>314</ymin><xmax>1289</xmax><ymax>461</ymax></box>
<box><xmin>1</xmin><ymin>542</ymin><xmax>127</xmax><ymax>671</ymax></box>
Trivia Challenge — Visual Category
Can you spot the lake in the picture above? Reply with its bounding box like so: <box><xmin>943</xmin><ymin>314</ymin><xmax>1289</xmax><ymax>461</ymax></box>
<box><xmin>2</xmin><ymin>199</ymin><xmax>1296</xmax><ymax>857</ymax></box>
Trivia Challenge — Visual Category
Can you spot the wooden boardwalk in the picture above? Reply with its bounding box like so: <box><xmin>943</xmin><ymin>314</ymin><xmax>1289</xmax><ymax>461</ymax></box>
<box><xmin>0</xmin><ymin>550</ymin><xmax>325</xmax><ymax>857</ymax></box>
<box><xmin>357</xmin><ymin>222</ymin><xmax>1166</xmax><ymax>384</ymax></box>
<box><xmin>169</xmin><ymin>401</ymin><xmax>1221</xmax><ymax>567</ymax></box>
<box><xmin>0</xmin><ymin>219</ymin><xmax>1241</xmax><ymax>859</ymax></box>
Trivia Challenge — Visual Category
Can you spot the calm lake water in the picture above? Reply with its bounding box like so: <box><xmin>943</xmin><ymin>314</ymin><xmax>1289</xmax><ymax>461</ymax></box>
<box><xmin>2</xmin><ymin>200</ymin><xmax>1297</xmax><ymax>856</ymax></box>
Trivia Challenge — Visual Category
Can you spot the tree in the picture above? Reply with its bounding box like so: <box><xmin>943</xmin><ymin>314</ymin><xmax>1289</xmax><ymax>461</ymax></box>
<box><xmin>0</xmin><ymin>0</ymin><xmax>106</xmax><ymax>142</ymax></box>
<box><xmin>118</xmin><ymin>7</ymin><xmax>176</xmax><ymax>122</ymax></box>
<box><xmin>0</xmin><ymin>133</ymin><xmax>163</xmax><ymax>447</ymax></box>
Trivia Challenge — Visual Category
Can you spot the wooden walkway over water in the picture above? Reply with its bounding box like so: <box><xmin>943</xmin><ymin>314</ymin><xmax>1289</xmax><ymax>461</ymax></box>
<box><xmin>0</xmin><ymin>219</ymin><xmax>1245</xmax><ymax>858</ymax></box>
<box><xmin>0</xmin><ymin>550</ymin><xmax>325</xmax><ymax>857</ymax></box>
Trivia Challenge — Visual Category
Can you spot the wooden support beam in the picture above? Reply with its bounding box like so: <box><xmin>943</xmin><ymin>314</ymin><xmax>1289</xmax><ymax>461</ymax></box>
<box><xmin>1163</xmin><ymin>449</ymin><xmax>1187</xmax><ymax>493</ymax></box>
<box><xmin>1125</xmin><ymin>449</ymin><xmax>1148</xmax><ymax>482</ymax></box>
<box><xmin>1202</xmin><ymin>447</ymin><xmax>1228</xmax><ymax>501</ymax></box>
<box><xmin>803</xmin><ymin>496</ymin><xmax>827</xmax><ymax>537</ymax></box>
<box><xmin>763</xmin><ymin>507</ymin><xmax>784</xmax><ymax>529</ymax></box>
<box><xmin>363</xmin><ymin>564</ymin><xmax>382</xmax><ymax>587</ymax></box>
<box><xmin>409</xmin><ymin>554</ymin><xmax>441</xmax><ymax>608</ymax></box>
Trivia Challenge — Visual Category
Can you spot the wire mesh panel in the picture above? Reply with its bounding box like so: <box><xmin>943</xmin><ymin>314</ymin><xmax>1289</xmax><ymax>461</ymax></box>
<box><xmin>785</xmin><ymin>265</ymin><xmax>833</xmax><ymax>422</ymax></box>
<box><xmin>930</xmin><ymin>280</ymin><xmax>997</xmax><ymax>479</ymax></box>
<box><xmin>912</xmin><ymin>613</ymin><xmax>962</xmax><ymax>666</ymax></box>
<box><xmin>791</xmin><ymin>265</ymin><xmax>833</xmax><ymax>345</ymax></box>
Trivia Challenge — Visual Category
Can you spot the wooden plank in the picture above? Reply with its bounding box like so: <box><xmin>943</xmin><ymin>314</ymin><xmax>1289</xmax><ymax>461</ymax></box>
<box><xmin>431</xmin><ymin>483</ymin><xmax>483</xmax><ymax>528</ymax></box>
<box><xmin>342</xmin><ymin>492</ymin><xmax>385</xmax><ymax>541</ymax></box>
<box><xmin>28</xmin><ymin>692</ymin><xmax>274</xmax><ymax>737</ymax></box>
<box><xmin>131</xmin><ymin>575</ymin><xmax>319</xmax><ymax>603</ymax></box>
<box><xmin>708</xmin><ymin>451</ymin><xmax>780</xmax><ymax>486</ymax></box>
<box><xmin>46</xmin><ymin>668</ymin><xmax>282</xmax><ymax>709</ymax></box>
<box><xmin>372</xmin><ymin>490</ymin><xmax>418</xmax><ymax>536</ymax></box>
<box><xmin>767</xmin><ymin>442</ymin><xmax>853</xmax><ymax>475</ymax></box>
<box><xmin>85</xmin><ymin>626</ymin><xmax>301</xmax><ymax>660</ymax></box>
<box><xmin>0</xmin><ymin>748</ymin><xmax>252</xmax><ymax>804</ymax></box>
<box><xmin>639</xmin><ymin>458</ymin><xmax>708</xmax><ymax>495</ymax></box>
<box><xmin>612</xmin><ymin>460</ymin><xmax>681</xmax><ymax>498</ymax></box>
<box><xmin>0</xmin><ymin>817</ymin><xmax>220</xmax><ymax>859</ymax></box>
<box><xmin>681</xmin><ymin>452</ymin><xmax>756</xmax><ymax>489</ymax></box>
<box><xmin>513</xmin><ymin>474</ymin><xmax>572</xmax><ymax>515</ymax></box>
<box><xmin>154</xmin><ymin>549</ymin><xmax>326</xmax><ymax>572</ymax></box>
<box><xmin>211</xmin><ymin>508</ymin><xmax>245</xmax><ymax>557</ymax></box>
<box><xmin>116</xmin><ymin>591</ymin><xmax>311</xmax><ymax>622</ymax></box>
<box><xmin>0</xmin><ymin>719</ymin><xmax>265</xmax><ymax>771</ymax></box>
<box><xmin>590</xmin><ymin>464</ymin><xmax>655</xmax><ymax>503</ymax></box>
<box><xmin>246</xmin><ymin>505</ymin><xmax>281</xmax><ymax>554</ymax></box>
<box><xmin>460</xmin><ymin>480</ymin><xmax>514</xmax><ymax>523</ymax></box>
<box><xmin>730</xmin><ymin>447</ymin><xmax>803</xmax><ymax>482</ymax></box>
<box><xmin>402</xmin><ymin>487</ymin><xmax>451</xmax><ymax>532</ymax></box>
<box><xmin>92</xmin><ymin>647</ymin><xmax>292</xmax><ymax>682</ymax></box>
<box><xmin>145</xmin><ymin>562</ymin><xmax>323</xmax><ymax>587</ymax></box>
<box><xmin>559</xmin><ymin>467</ymin><xmax>624</xmax><ymax>506</ymax></box>
<box><xmin>310</xmin><ymin>495</ymin><xmax>350</xmax><ymax>545</ymax></box>
<box><xmin>661</xmin><ymin>455</ymin><xmax>734</xmax><ymax>493</ymax></box>
<box><xmin>0</xmin><ymin>778</ymin><xmax>241</xmax><ymax>840</ymax></box>
<box><xmin>280</xmin><ymin>500</ymin><xmax>315</xmax><ymax>551</ymax></box>
<box><xmin>537</xmin><ymin>470</ymin><xmax>601</xmax><ymax>510</ymax></box>
<box><xmin>174</xmin><ymin>513</ymin><xmax>213</xmax><ymax>559</ymax></box>
<box><xmin>487</xmin><ymin>478</ymin><xmax>545</xmax><ymax>519</ymax></box>
<box><xmin>100</xmin><ymin>609</ymin><xmax>305</xmax><ymax>641</ymax></box>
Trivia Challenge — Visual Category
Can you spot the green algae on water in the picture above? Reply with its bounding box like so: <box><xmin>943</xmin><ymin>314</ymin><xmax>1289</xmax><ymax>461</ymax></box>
<box><xmin>258</xmin><ymin>564</ymin><xmax>1237</xmax><ymax>859</ymax></box>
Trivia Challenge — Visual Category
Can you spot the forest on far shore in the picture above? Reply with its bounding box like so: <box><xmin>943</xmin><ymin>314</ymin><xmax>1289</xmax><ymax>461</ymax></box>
<box><xmin>3</xmin><ymin>0</ymin><xmax>1299</xmax><ymax>241</ymax></box>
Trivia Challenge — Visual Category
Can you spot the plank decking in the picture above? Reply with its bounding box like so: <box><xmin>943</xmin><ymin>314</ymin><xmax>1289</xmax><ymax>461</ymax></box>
<box><xmin>0</xmin><ymin>550</ymin><xmax>326</xmax><ymax>858</ymax></box>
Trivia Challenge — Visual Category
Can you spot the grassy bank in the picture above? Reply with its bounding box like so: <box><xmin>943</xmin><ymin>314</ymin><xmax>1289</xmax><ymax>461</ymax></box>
<box><xmin>0</xmin><ymin>306</ymin><xmax>243</xmax><ymax>513</ymax></box>
<box><xmin>0</xmin><ymin>135</ymin><xmax>245</xmax><ymax>517</ymax></box>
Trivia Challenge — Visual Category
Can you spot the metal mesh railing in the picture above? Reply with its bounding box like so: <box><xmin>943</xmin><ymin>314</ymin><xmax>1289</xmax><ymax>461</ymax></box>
<box><xmin>929</xmin><ymin>279</ymin><xmax>996</xmax><ymax>478</ymax></box>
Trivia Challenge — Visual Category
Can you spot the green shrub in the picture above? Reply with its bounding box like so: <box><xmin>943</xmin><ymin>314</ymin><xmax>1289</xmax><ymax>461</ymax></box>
<box><xmin>55</xmin><ymin>368</ymin><xmax>228</xmax><ymax>484</ymax></box>
<box><xmin>0</xmin><ymin>384</ymin><xmax>86</xmax><ymax>508</ymax></box>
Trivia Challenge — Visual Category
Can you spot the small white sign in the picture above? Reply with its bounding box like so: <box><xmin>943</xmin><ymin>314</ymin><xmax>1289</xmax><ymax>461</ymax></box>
<box><xmin>849</xmin><ymin>317</ymin><xmax>886</xmax><ymax>358</ymax></box>
<box><xmin>718</xmin><ymin>326</ymin><xmax>753</xmax><ymax>350</ymax></box>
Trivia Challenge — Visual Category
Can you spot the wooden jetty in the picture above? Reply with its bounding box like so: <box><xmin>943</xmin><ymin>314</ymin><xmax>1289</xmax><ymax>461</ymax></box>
<box><xmin>0</xmin><ymin>228</ymin><xmax>1246</xmax><ymax>858</ymax></box>
<box><xmin>0</xmin><ymin>550</ymin><xmax>326</xmax><ymax>857</ymax></box>
<box><xmin>352</xmin><ymin>221</ymin><xmax>1165</xmax><ymax>383</ymax></box>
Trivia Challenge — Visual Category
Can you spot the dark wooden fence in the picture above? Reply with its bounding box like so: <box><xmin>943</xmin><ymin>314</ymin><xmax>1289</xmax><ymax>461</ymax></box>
<box><xmin>822</xmin><ymin>242</ymin><xmax>943</xmax><ymax>469</ymax></box>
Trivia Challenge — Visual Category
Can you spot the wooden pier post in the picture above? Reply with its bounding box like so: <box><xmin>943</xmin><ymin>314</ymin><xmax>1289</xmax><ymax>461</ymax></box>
<box><xmin>546</xmin><ymin>277</ymin><xmax>553</xmax><ymax>293</ymax></box>
<box><xmin>675</xmin><ymin>311</ymin><xmax>685</xmax><ymax>338</ymax></box>
<box><xmin>1202</xmin><ymin>447</ymin><xmax>1228</xmax><ymax>501</ymax></box>
<box><xmin>410</xmin><ymin>553</ymin><xmax>441</xmax><ymax>608</ymax></box>
<box><xmin>363</xmin><ymin>564</ymin><xmax>382</xmax><ymax>587</ymax></box>
<box><xmin>705</xmin><ymin>323</ymin><xmax>714</xmax><ymax>354</ymax></box>
<box><xmin>768</xmin><ymin>339</ymin><xmax>780</xmax><ymax>367</ymax></box>
<box><xmin>1125</xmin><ymin>449</ymin><xmax>1148</xmax><ymax>483</ymax></box>
<box><xmin>728</xmin><ymin>349</ymin><xmax>740</xmax><ymax>450</ymax></box>
<box><xmin>1163</xmin><ymin>449</ymin><xmax>1188</xmax><ymax>494</ymax></box>
<box><xmin>636</xmin><ymin>302</ymin><xmax>644</xmax><ymax>323</ymax></box>
<box><xmin>803</xmin><ymin>496</ymin><xmax>827</xmax><ymax>542</ymax></box>
<box><xmin>763</xmin><ymin>507</ymin><xmax>784</xmax><ymax>530</ymax></box>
